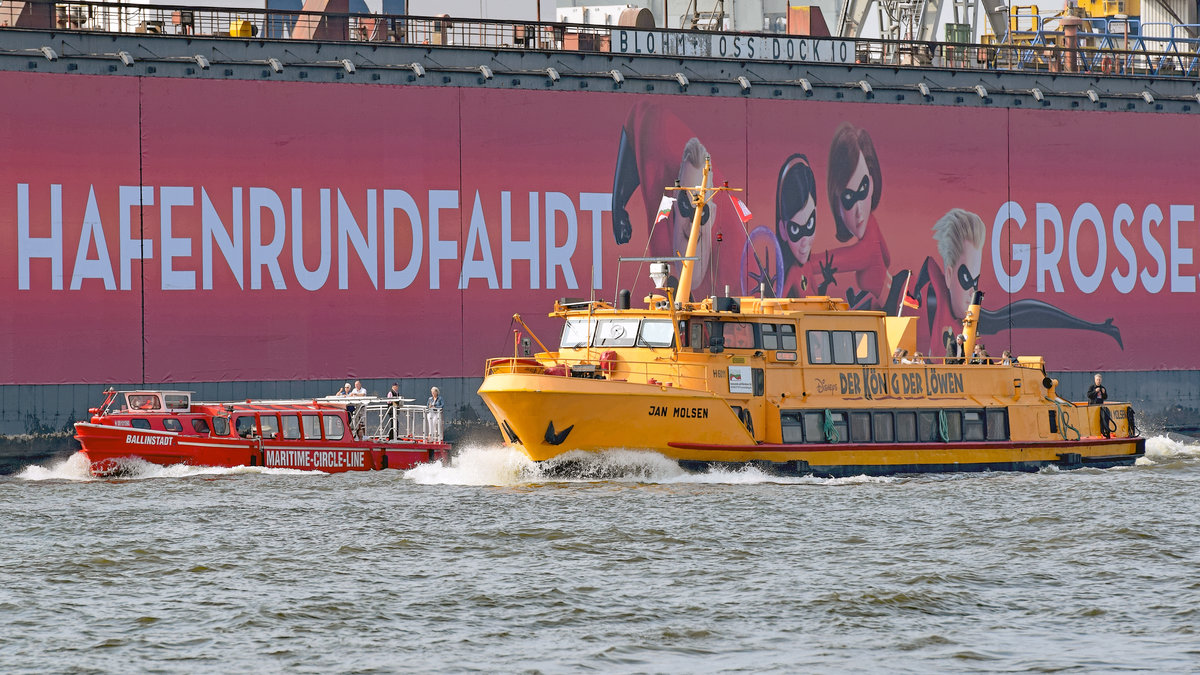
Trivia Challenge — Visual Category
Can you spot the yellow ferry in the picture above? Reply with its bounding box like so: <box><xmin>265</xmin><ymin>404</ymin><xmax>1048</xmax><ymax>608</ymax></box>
<box><xmin>477</xmin><ymin>159</ymin><xmax>1144</xmax><ymax>476</ymax></box>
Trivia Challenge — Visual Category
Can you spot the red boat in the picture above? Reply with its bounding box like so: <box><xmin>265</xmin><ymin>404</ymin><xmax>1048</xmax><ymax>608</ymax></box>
<box><xmin>74</xmin><ymin>389</ymin><xmax>450</xmax><ymax>475</ymax></box>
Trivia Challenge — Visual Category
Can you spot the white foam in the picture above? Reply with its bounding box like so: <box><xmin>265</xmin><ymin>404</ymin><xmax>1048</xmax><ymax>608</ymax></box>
<box><xmin>1137</xmin><ymin>434</ymin><xmax>1200</xmax><ymax>465</ymax></box>
<box><xmin>16</xmin><ymin>452</ymin><xmax>325</xmax><ymax>481</ymax></box>
<box><xmin>406</xmin><ymin>444</ymin><xmax>847</xmax><ymax>486</ymax></box>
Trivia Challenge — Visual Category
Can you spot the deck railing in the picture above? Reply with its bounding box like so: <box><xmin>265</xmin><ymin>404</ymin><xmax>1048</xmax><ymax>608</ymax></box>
<box><xmin>4</xmin><ymin>0</ymin><xmax>1200</xmax><ymax>79</ymax></box>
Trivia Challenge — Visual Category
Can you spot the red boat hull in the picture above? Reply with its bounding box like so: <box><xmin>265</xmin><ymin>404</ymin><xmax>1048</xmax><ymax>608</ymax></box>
<box><xmin>75</xmin><ymin>423</ymin><xmax>449</xmax><ymax>475</ymax></box>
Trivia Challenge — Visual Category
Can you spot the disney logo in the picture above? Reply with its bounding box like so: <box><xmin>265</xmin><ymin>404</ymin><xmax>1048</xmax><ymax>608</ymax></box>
<box><xmin>814</xmin><ymin>378</ymin><xmax>837</xmax><ymax>394</ymax></box>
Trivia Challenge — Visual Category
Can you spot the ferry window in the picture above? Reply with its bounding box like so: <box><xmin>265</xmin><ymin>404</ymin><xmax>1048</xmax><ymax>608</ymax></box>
<box><xmin>849</xmin><ymin>412</ymin><xmax>872</xmax><ymax>442</ymax></box>
<box><xmin>854</xmin><ymin>331</ymin><xmax>878</xmax><ymax>365</ymax></box>
<box><xmin>302</xmin><ymin>414</ymin><xmax>322</xmax><ymax>439</ymax></box>
<box><xmin>678</xmin><ymin>320</ymin><xmax>689</xmax><ymax>347</ymax></box>
<box><xmin>986</xmin><ymin>409</ymin><xmax>1009</xmax><ymax>441</ymax></box>
<box><xmin>944</xmin><ymin>411</ymin><xmax>963</xmax><ymax>442</ymax></box>
<box><xmin>918</xmin><ymin>411</ymin><xmax>939</xmax><ymax>441</ymax></box>
<box><xmin>127</xmin><ymin>394</ymin><xmax>161</xmax><ymax>410</ymax></box>
<box><xmin>323</xmin><ymin>414</ymin><xmax>345</xmax><ymax>440</ymax></box>
<box><xmin>560</xmin><ymin>319</ymin><xmax>595</xmax><ymax>349</ymax></box>
<box><xmin>637</xmin><ymin>320</ymin><xmax>675</xmax><ymax>348</ymax></box>
<box><xmin>752</xmin><ymin>368</ymin><xmax>765</xmax><ymax>396</ymax></box>
<box><xmin>258</xmin><ymin>415</ymin><xmax>279</xmax><ymax>439</ymax></box>
<box><xmin>780</xmin><ymin>324</ymin><xmax>797</xmax><ymax>351</ymax></box>
<box><xmin>781</xmin><ymin>411</ymin><xmax>803</xmax><ymax>443</ymax></box>
<box><xmin>191</xmin><ymin>418</ymin><xmax>211</xmax><ymax>434</ymax></box>
<box><xmin>832</xmin><ymin>331</ymin><xmax>855</xmax><ymax>365</ymax></box>
<box><xmin>802</xmin><ymin>412</ymin><xmax>825</xmax><ymax>443</ymax></box>
<box><xmin>873</xmin><ymin>412</ymin><xmax>895</xmax><ymax>443</ymax></box>
<box><xmin>963</xmin><ymin>411</ymin><xmax>985</xmax><ymax>441</ymax></box>
<box><xmin>761</xmin><ymin>324</ymin><xmax>778</xmax><ymax>350</ymax></box>
<box><xmin>593</xmin><ymin>319</ymin><xmax>640</xmax><ymax>348</ymax></box>
<box><xmin>130</xmin><ymin>418</ymin><xmax>151</xmax><ymax>430</ymax></box>
<box><xmin>689</xmin><ymin>321</ymin><xmax>706</xmax><ymax>351</ymax></box>
<box><xmin>213</xmin><ymin>417</ymin><xmax>230</xmax><ymax>436</ymax></box>
<box><xmin>724</xmin><ymin>322</ymin><xmax>755</xmax><ymax>349</ymax></box>
<box><xmin>281</xmin><ymin>415</ymin><xmax>301</xmax><ymax>440</ymax></box>
<box><xmin>235</xmin><ymin>416</ymin><xmax>256</xmax><ymax>438</ymax></box>
<box><xmin>895</xmin><ymin>411</ymin><xmax>917</xmax><ymax>442</ymax></box>
<box><xmin>807</xmin><ymin>331</ymin><xmax>832</xmax><ymax>364</ymax></box>
<box><xmin>828</xmin><ymin>411</ymin><xmax>849</xmax><ymax>443</ymax></box>
<box><xmin>163</xmin><ymin>394</ymin><xmax>189</xmax><ymax>410</ymax></box>
<box><xmin>162</xmin><ymin>418</ymin><xmax>183</xmax><ymax>432</ymax></box>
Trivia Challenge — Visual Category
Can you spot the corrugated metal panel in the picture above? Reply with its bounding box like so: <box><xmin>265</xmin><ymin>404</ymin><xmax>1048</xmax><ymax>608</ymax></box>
<box><xmin>1140</xmin><ymin>0</ymin><xmax>1197</xmax><ymax>47</ymax></box>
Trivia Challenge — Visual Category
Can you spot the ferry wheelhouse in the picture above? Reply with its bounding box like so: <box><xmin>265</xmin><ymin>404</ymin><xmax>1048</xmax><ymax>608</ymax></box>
<box><xmin>75</xmin><ymin>389</ymin><xmax>449</xmax><ymax>474</ymax></box>
<box><xmin>478</xmin><ymin>160</ymin><xmax>1144</xmax><ymax>476</ymax></box>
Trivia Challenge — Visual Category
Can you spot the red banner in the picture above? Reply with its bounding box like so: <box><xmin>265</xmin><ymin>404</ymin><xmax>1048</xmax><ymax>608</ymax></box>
<box><xmin>2</xmin><ymin>71</ymin><xmax>1195</xmax><ymax>383</ymax></box>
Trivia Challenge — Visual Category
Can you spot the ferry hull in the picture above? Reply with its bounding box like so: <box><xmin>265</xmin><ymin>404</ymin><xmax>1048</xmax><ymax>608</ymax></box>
<box><xmin>74</xmin><ymin>422</ymin><xmax>448</xmax><ymax>475</ymax></box>
<box><xmin>478</xmin><ymin>374</ymin><xmax>1144</xmax><ymax>475</ymax></box>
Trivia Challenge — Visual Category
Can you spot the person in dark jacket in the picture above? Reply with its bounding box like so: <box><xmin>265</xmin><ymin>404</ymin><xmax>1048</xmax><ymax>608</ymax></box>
<box><xmin>1087</xmin><ymin>373</ymin><xmax>1108</xmax><ymax>405</ymax></box>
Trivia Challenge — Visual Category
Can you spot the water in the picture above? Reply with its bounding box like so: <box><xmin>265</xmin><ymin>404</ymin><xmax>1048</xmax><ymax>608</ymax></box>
<box><xmin>3</xmin><ymin>437</ymin><xmax>1199</xmax><ymax>674</ymax></box>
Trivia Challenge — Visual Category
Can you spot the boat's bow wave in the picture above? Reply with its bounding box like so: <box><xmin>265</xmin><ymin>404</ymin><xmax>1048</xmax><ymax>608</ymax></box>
<box><xmin>1137</xmin><ymin>433</ymin><xmax>1200</xmax><ymax>465</ymax></box>
<box><xmin>403</xmin><ymin>444</ymin><xmax>896</xmax><ymax>486</ymax></box>
<box><xmin>17</xmin><ymin>452</ymin><xmax>325</xmax><ymax>481</ymax></box>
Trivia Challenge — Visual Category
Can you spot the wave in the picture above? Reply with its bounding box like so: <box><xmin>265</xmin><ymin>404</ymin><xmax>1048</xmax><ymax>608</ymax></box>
<box><xmin>1137</xmin><ymin>433</ymin><xmax>1200</xmax><ymax>465</ymax></box>
<box><xmin>16</xmin><ymin>452</ymin><xmax>325</xmax><ymax>481</ymax></box>
<box><xmin>403</xmin><ymin>444</ymin><xmax>895</xmax><ymax>487</ymax></box>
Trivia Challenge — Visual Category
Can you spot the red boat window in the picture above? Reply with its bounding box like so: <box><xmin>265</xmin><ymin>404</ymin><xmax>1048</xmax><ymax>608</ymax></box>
<box><xmin>235</xmin><ymin>416</ymin><xmax>256</xmax><ymax>438</ymax></box>
<box><xmin>192</xmin><ymin>418</ymin><xmax>211</xmax><ymax>434</ymax></box>
<box><xmin>259</xmin><ymin>414</ymin><xmax>280</xmax><ymax>440</ymax></box>
<box><xmin>130</xmin><ymin>418</ymin><xmax>151</xmax><ymax>429</ymax></box>
<box><xmin>323</xmin><ymin>414</ymin><xmax>345</xmax><ymax>440</ymax></box>
<box><xmin>281</xmin><ymin>415</ymin><xmax>301</xmax><ymax>440</ymax></box>
<box><xmin>163</xmin><ymin>394</ymin><xmax>190</xmax><ymax>410</ymax></box>
<box><xmin>129</xmin><ymin>394</ymin><xmax>160</xmax><ymax>410</ymax></box>
<box><xmin>301</xmin><ymin>414</ymin><xmax>322</xmax><ymax>440</ymax></box>
<box><xmin>162</xmin><ymin>418</ymin><xmax>183</xmax><ymax>433</ymax></box>
<box><xmin>213</xmin><ymin>416</ymin><xmax>230</xmax><ymax>436</ymax></box>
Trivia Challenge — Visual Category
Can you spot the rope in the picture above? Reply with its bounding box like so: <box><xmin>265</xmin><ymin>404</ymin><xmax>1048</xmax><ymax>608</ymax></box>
<box><xmin>937</xmin><ymin>409</ymin><xmax>949</xmax><ymax>441</ymax></box>
<box><xmin>1047</xmin><ymin>397</ymin><xmax>1081</xmax><ymax>441</ymax></box>
<box><xmin>823</xmin><ymin>409</ymin><xmax>840</xmax><ymax>443</ymax></box>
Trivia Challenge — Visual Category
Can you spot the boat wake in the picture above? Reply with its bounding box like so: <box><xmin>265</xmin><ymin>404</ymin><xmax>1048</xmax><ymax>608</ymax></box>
<box><xmin>17</xmin><ymin>452</ymin><xmax>325</xmax><ymax>481</ymax></box>
<box><xmin>1138</xmin><ymin>433</ymin><xmax>1200</xmax><ymax>465</ymax></box>
<box><xmin>404</xmin><ymin>444</ymin><xmax>896</xmax><ymax>487</ymax></box>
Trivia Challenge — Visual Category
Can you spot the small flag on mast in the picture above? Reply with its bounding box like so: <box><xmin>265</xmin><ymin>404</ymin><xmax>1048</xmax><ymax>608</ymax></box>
<box><xmin>729</xmin><ymin>195</ymin><xmax>753</xmax><ymax>224</ymax></box>
<box><xmin>654</xmin><ymin>196</ymin><xmax>676</xmax><ymax>227</ymax></box>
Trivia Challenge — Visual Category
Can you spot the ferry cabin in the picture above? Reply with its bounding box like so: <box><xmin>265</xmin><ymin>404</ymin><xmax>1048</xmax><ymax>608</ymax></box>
<box><xmin>480</xmin><ymin>294</ymin><xmax>1142</xmax><ymax>474</ymax></box>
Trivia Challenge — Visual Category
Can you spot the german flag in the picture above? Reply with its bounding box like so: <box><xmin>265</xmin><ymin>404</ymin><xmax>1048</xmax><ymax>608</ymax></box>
<box><xmin>903</xmin><ymin>290</ymin><xmax>921</xmax><ymax>310</ymax></box>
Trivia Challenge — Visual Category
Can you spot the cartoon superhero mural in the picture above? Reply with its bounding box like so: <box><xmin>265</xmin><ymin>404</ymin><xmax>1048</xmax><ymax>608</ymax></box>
<box><xmin>610</xmin><ymin>102</ymin><xmax>744</xmax><ymax>298</ymax></box>
<box><xmin>908</xmin><ymin>208</ymin><xmax>1123</xmax><ymax>357</ymax></box>
<box><xmin>820</xmin><ymin>122</ymin><xmax>910</xmax><ymax>314</ymax></box>
<box><xmin>774</xmin><ymin>153</ymin><xmax>834</xmax><ymax>298</ymax></box>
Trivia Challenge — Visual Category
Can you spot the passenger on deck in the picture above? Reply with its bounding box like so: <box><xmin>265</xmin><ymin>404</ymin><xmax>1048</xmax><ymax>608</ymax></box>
<box><xmin>427</xmin><ymin>387</ymin><xmax>444</xmax><ymax>441</ymax></box>
<box><xmin>1001</xmin><ymin>350</ymin><xmax>1014</xmax><ymax>365</ymax></box>
<box><xmin>911</xmin><ymin>352</ymin><xmax>926</xmax><ymax>364</ymax></box>
<box><xmin>978</xmin><ymin>343</ymin><xmax>992</xmax><ymax>364</ymax></box>
<box><xmin>948</xmin><ymin>334</ymin><xmax>967</xmax><ymax>364</ymax></box>
<box><xmin>900</xmin><ymin>350</ymin><xmax>914</xmax><ymax>365</ymax></box>
<box><xmin>335</xmin><ymin>382</ymin><xmax>351</xmax><ymax>396</ymax></box>
<box><xmin>1087</xmin><ymin>373</ymin><xmax>1108</xmax><ymax>405</ymax></box>
<box><xmin>386</xmin><ymin>383</ymin><xmax>402</xmax><ymax>399</ymax></box>
<box><xmin>350</xmin><ymin>380</ymin><xmax>367</xmax><ymax>397</ymax></box>
<box><xmin>892</xmin><ymin>348</ymin><xmax>905</xmax><ymax>364</ymax></box>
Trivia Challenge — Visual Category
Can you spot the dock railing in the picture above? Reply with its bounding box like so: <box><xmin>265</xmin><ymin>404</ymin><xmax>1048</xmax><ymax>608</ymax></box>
<box><xmin>4</xmin><ymin>0</ymin><xmax>1200</xmax><ymax>79</ymax></box>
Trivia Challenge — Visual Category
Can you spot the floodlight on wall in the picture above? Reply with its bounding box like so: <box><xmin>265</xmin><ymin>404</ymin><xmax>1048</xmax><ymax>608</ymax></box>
<box><xmin>410</xmin><ymin>62</ymin><xmax>425</xmax><ymax>77</ymax></box>
<box><xmin>195</xmin><ymin>54</ymin><xmax>210</xmax><ymax>70</ymax></box>
<box><xmin>974</xmin><ymin>84</ymin><xmax>988</xmax><ymax>99</ymax></box>
<box><xmin>858</xmin><ymin>80</ymin><xmax>872</xmax><ymax>95</ymax></box>
<box><xmin>546</xmin><ymin>67</ymin><xmax>560</xmax><ymax>82</ymax></box>
<box><xmin>479</xmin><ymin>65</ymin><xmax>493</xmax><ymax>80</ymax></box>
<box><xmin>917</xmin><ymin>82</ymin><xmax>931</xmax><ymax>99</ymax></box>
<box><xmin>1086</xmin><ymin>88</ymin><xmax>1099</xmax><ymax>103</ymax></box>
<box><xmin>738</xmin><ymin>76</ymin><xmax>751</xmax><ymax>91</ymax></box>
<box><xmin>40</xmin><ymin>46</ymin><xmax>59</xmax><ymax>62</ymax></box>
<box><xmin>268</xmin><ymin>57</ymin><xmax>283</xmax><ymax>73</ymax></box>
<box><xmin>610</xmin><ymin>69</ymin><xmax>624</xmax><ymax>84</ymax></box>
<box><xmin>798</xmin><ymin>78</ymin><xmax>812</xmax><ymax>94</ymax></box>
<box><xmin>342</xmin><ymin>59</ymin><xmax>356</xmax><ymax>74</ymax></box>
<box><xmin>675</xmin><ymin>72</ymin><xmax>689</xmax><ymax>89</ymax></box>
<box><xmin>1031</xmin><ymin>87</ymin><xmax>1044</xmax><ymax>101</ymax></box>
<box><xmin>118</xmin><ymin>50</ymin><xmax>135</xmax><ymax>67</ymax></box>
<box><xmin>1141</xmin><ymin>90</ymin><xmax>1154</xmax><ymax>104</ymax></box>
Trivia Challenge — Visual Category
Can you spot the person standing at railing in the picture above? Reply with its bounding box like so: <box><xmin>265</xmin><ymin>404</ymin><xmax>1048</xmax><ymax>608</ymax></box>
<box><xmin>427</xmin><ymin>386</ymin><xmax>444</xmax><ymax>441</ymax></box>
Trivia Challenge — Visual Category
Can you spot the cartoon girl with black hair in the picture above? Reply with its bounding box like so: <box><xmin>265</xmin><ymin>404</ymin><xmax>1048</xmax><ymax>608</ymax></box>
<box><xmin>775</xmin><ymin>153</ymin><xmax>823</xmax><ymax>297</ymax></box>
<box><xmin>825</xmin><ymin>122</ymin><xmax>908</xmax><ymax>312</ymax></box>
